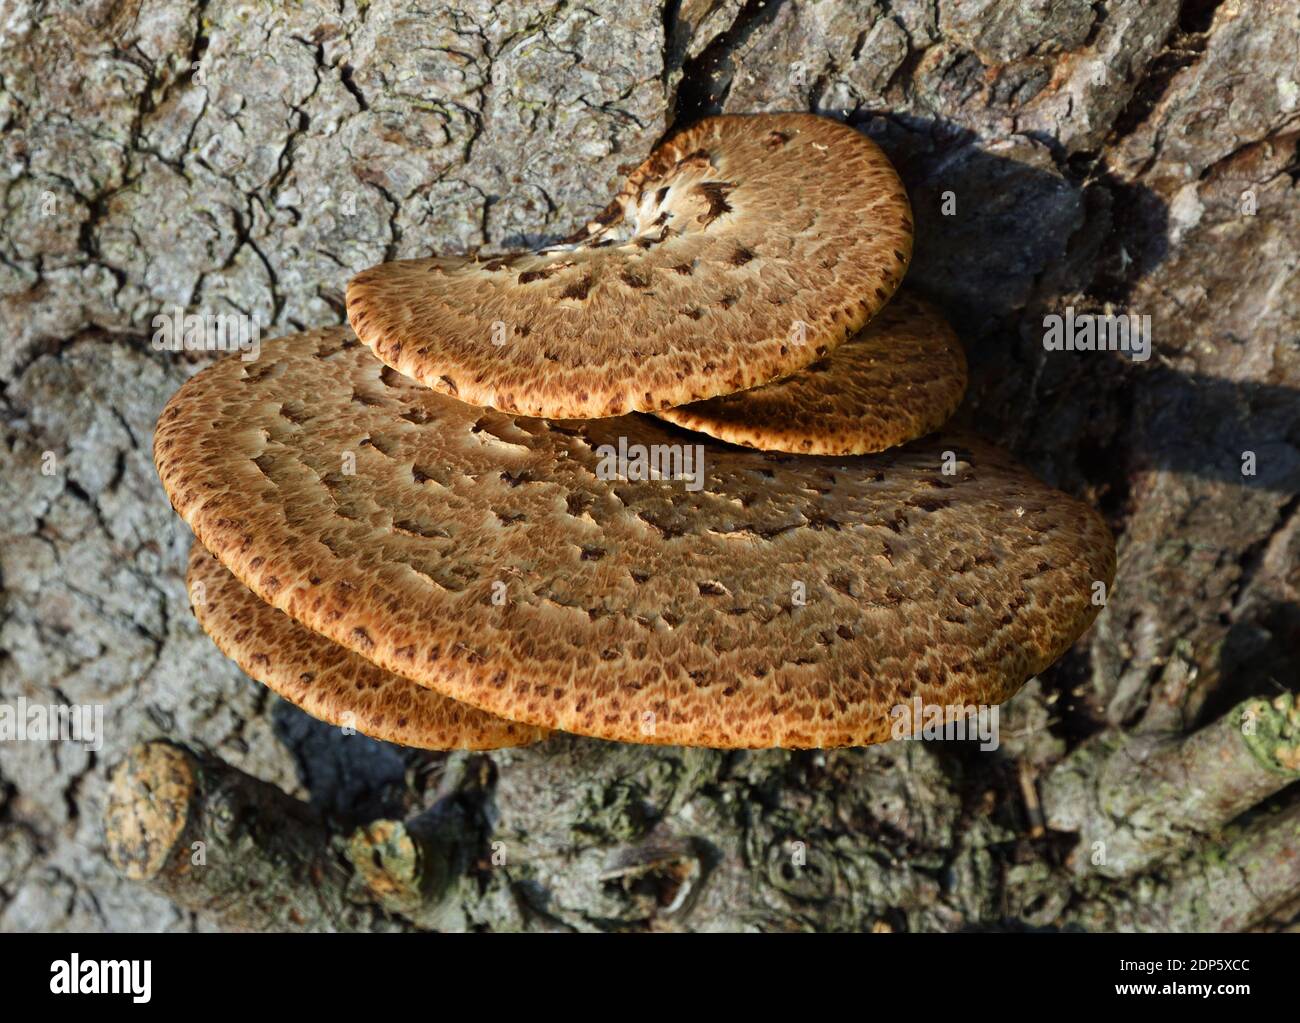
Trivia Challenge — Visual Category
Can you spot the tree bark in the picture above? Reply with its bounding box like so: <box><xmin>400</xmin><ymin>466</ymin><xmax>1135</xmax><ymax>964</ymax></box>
<box><xmin>1044</xmin><ymin>694</ymin><xmax>1300</xmax><ymax>878</ymax></box>
<box><xmin>104</xmin><ymin>741</ymin><xmax>384</xmax><ymax>932</ymax></box>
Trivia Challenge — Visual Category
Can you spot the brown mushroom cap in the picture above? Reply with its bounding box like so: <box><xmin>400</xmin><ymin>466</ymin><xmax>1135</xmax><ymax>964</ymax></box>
<box><xmin>656</xmin><ymin>291</ymin><xmax>966</xmax><ymax>454</ymax></box>
<box><xmin>155</xmin><ymin>328</ymin><xmax>1115</xmax><ymax>749</ymax></box>
<box><xmin>346</xmin><ymin>112</ymin><xmax>913</xmax><ymax>419</ymax></box>
<box><xmin>186</xmin><ymin>542</ymin><xmax>546</xmax><ymax>750</ymax></box>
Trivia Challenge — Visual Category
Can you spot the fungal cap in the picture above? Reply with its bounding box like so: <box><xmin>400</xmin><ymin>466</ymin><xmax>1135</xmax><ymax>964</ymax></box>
<box><xmin>656</xmin><ymin>291</ymin><xmax>967</xmax><ymax>454</ymax></box>
<box><xmin>346</xmin><ymin>112</ymin><xmax>913</xmax><ymax>418</ymax></box>
<box><xmin>187</xmin><ymin>543</ymin><xmax>546</xmax><ymax>751</ymax></box>
<box><xmin>155</xmin><ymin>328</ymin><xmax>1116</xmax><ymax>749</ymax></box>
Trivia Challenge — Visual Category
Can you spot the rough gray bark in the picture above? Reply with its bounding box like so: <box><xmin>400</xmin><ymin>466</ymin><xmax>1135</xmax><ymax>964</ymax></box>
<box><xmin>1072</xmin><ymin>800</ymin><xmax>1300</xmax><ymax>933</ymax></box>
<box><xmin>108</xmin><ymin>705</ymin><xmax>1300</xmax><ymax>933</ymax></box>
<box><xmin>1043</xmin><ymin>692</ymin><xmax>1300</xmax><ymax>878</ymax></box>
<box><xmin>2</xmin><ymin>0</ymin><xmax>1298</xmax><ymax>931</ymax></box>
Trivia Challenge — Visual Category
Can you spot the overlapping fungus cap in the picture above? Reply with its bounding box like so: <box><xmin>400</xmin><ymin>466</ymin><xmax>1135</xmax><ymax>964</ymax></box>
<box><xmin>155</xmin><ymin>328</ymin><xmax>1116</xmax><ymax>749</ymax></box>
<box><xmin>657</xmin><ymin>291</ymin><xmax>966</xmax><ymax>455</ymax></box>
<box><xmin>346</xmin><ymin>112</ymin><xmax>913</xmax><ymax>418</ymax></box>
<box><xmin>187</xmin><ymin>543</ymin><xmax>545</xmax><ymax>750</ymax></box>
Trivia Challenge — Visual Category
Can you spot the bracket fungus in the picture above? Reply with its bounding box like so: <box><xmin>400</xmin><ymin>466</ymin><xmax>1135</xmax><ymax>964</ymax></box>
<box><xmin>152</xmin><ymin>112</ymin><xmax>1115</xmax><ymax>751</ymax></box>
<box><xmin>154</xmin><ymin>326</ymin><xmax>1114</xmax><ymax>749</ymax></box>
<box><xmin>346</xmin><ymin>113</ymin><xmax>913</xmax><ymax>419</ymax></box>
<box><xmin>656</xmin><ymin>291</ymin><xmax>967</xmax><ymax>455</ymax></box>
<box><xmin>188</xmin><ymin>544</ymin><xmax>545</xmax><ymax>750</ymax></box>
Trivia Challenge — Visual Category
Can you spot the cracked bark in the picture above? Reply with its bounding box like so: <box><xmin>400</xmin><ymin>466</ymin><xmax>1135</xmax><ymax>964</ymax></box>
<box><xmin>3</xmin><ymin>0</ymin><xmax>1300</xmax><ymax>931</ymax></box>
